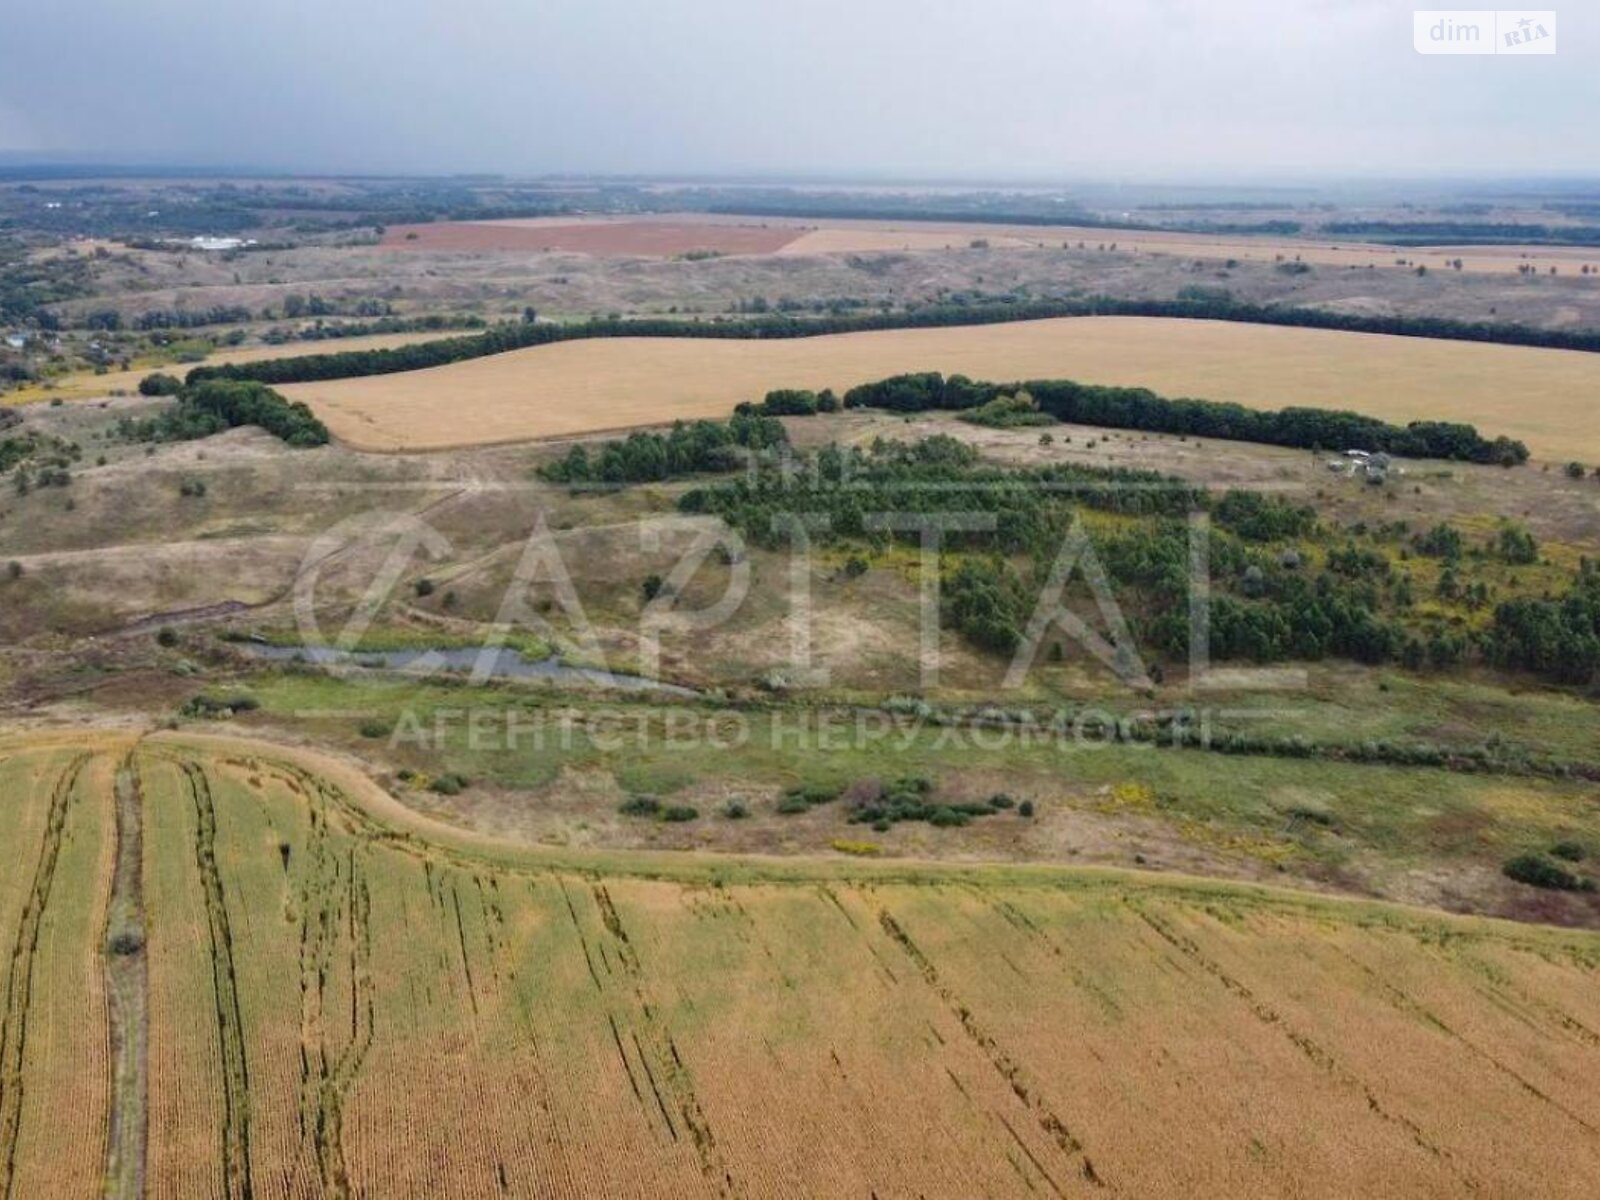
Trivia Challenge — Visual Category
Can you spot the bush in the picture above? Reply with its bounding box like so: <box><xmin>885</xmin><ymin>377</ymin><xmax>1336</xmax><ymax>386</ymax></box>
<box><xmin>1018</xmin><ymin>799</ymin><xmax>1036</xmax><ymax>818</ymax></box>
<box><xmin>775</xmin><ymin>794</ymin><xmax>812</xmax><ymax>815</ymax></box>
<box><xmin>1550</xmin><ymin>841</ymin><xmax>1587</xmax><ymax>863</ymax></box>
<box><xmin>661</xmin><ymin>804</ymin><xmax>699</xmax><ymax>823</ymax></box>
<box><xmin>928</xmin><ymin>806</ymin><xmax>970</xmax><ymax>828</ymax></box>
<box><xmin>358</xmin><ymin>719</ymin><xmax>391</xmax><ymax>739</ymax></box>
<box><xmin>428</xmin><ymin>772</ymin><xmax>469</xmax><ymax>796</ymax></box>
<box><xmin>138</xmin><ymin>372</ymin><xmax>183</xmax><ymax>396</ymax></box>
<box><xmin>5</xmin><ymin>561</ymin><xmax>21</xmax><ymax>581</ymax></box>
<box><xmin>1503</xmin><ymin>853</ymin><xmax>1594</xmax><ymax>892</ymax></box>
<box><xmin>721</xmin><ymin>799</ymin><xmax>749</xmax><ymax>819</ymax></box>
<box><xmin>181</xmin><ymin>693</ymin><xmax>259</xmax><ymax>717</ymax></box>
<box><xmin>641</xmin><ymin>573</ymin><xmax>665</xmax><ymax>602</ymax></box>
<box><xmin>414</xmin><ymin>578</ymin><xmax>436</xmax><ymax>597</ymax></box>
<box><xmin>1566</xmin><ymin>462</ymin><xmax>1587</xmax><ymax>480</ymax></box>
<box><xmin>618</xmin><ymin>795</ymin><xmax>661</xmax><ymax>817</ymax></box>
<box><xmin>155</xmin><ymin>626</ymin><xmax>179</xmax><ymax>647</ymax></box>
<box><xmin>783</xmin><ymin>782</ymin><xmax>843</xmax><ymax>808</ymax></box>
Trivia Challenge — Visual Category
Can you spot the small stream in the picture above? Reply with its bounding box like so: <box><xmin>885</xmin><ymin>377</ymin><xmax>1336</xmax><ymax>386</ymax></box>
<box><xmin>241</xmin><ymin>643</ymin><xmax>698</xmax><ymax>697</ymax></box>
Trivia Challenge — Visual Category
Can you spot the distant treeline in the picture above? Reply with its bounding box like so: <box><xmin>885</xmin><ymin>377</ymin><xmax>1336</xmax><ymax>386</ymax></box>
<box><xmin>835</xmin><ymin>373</ymin><xmax>1528</xmax><ymax>464</ymax></box>
<box><xmin>188</xmin><ymin>296</ymin><xmax>1600</xmax><ymax>390</ymax></box>
<box><xmin>1323</xmin><ymin>221</ymin><xmax>1600</xmax><ymax>247</ymax></box>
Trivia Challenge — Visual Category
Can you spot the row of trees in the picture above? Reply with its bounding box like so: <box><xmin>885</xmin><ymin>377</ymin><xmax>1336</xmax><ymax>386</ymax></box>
<box><xmin>841</xmin><ymin>372</ymin><xmax>1528</xmax><ymax>464</ymax></box>
<box><xmin>121</xmin><ymin>379</ymin><xmax>330</xmax><ymax>447</ymax></box>
<box><xmin>188</xmin><ymin>295</ymin><xmax>1600</xmax><ymax>390</ymax></box>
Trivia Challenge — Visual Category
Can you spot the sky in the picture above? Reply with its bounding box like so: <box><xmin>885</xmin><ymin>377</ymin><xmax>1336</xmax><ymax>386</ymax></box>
<box><xmin>0</xmin><ymin>0</ymin><xmax>1595</xmax><ymax>180</ymax></box>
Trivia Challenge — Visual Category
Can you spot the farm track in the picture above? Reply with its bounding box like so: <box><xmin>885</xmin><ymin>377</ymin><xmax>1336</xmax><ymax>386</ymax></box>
<box><xmin>177</xmin><ymin>760</ymin><xmax>254</xmax><ymax>1200</ymax></box>
<box><xmin>103</xmin><ymin>750</ymin><xmax>150</xmax><ymax>1200</ymax></box>
<box><xmin>0</xmin><ymin>752</ymin><xmax>90</xmax><ymax>1200</ymax></box>
<box><xmin>284</xmin><ymin>764</ymin><xmax>373</xmax><ymax>1199</ymax></box>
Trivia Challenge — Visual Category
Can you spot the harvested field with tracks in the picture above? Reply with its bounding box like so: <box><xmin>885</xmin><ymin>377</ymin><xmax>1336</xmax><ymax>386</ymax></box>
<box><xmin>281</xmin><ymin>315</ymin><xmax>1600</xmax><ymax>457</ymax></box>
<box><xmin>2</xmin><ymin>729</ymin><xmax>1600</xmax><ymax>1197</ymax></box>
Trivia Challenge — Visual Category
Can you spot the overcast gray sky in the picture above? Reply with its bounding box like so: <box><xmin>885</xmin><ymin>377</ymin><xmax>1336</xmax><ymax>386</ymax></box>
<box><xmin>0</xmin><ymin>0</ymin><xmax>1594</xmax><ymax>179</ymax></box>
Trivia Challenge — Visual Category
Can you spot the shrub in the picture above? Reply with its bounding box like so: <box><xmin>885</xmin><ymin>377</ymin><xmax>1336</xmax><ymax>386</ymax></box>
<box><xmin>1566</xmin><ymin>462</ymin><xmax>1587</xmax><ymax>480</ymax></box>
<box><xmin>155</xmin><ymin>626</ymin><xmax>180</xmax><ymax>648</ymax></box>
<box><xmin>138</xmin><ymin>372</ymin><xmax>183</xmax><ymax>396</ymax></box>
<box><xmin>358</xmin><ymin>719</ymin><xmax>391</xmax><ymax>739</ymax></box>
<box><xmin>988</xmin><ymin>793</ymin><xmax>1015</xmax><ymax>810</ymax></box>
<box><xmin>784</xmin><ymin>782</ymin><xmax>843</xmax><ymax>807</ymax></box>
<box><xmin>428</xmin><ymin>772</ymin><xmax>469</xmax><ymax>796</ymax></box>
<box><xmin>721</xmin><ymin>799</ymin><xmax>749</xmax><ymax>819</ymax></box>
<box><xmin>1503</xmin><ymin>853</ymin><xmax>1595</xmax><ymax>892</ymax></box>
<box><xmin>661</xmin><ymin>804</ymin><xmax>699</xmax><ymax>823</ymax></box>
<box><xmin>181</xmin><ymin>692</ymin><xmax>259</xmax><ymax>717</ymax></box>
<box><xmin>641</xmin><ymin>573</ymin><xmax>665</xmax><ymax>602</ymax></box>
<box><xmin>1550</xmin><ymin>841</ymin><xmax>1587</xmax><ymax>863</ymax></box>
<box><xmin>928</xmin><ymin>806</ymin><xmax>970</xmax><ymax>828</ymax></box>
<box><xmin>5</xmin><ymin>561</ymin><xmax>21</xmax><ymax>581</ymax></box>
<box><xmin>775</xmin><ymin>794</ymin><xmax>812</xmax><ymax>815</ymax></box>
<box><xmin>414</xmin><ymin>577</ymin><xmax>436</xmax><ymax>597</ymax></box>
<box><xmin>618</xmin><ymin>795</ymin><xmax>661</xmax><ymax>817</ymax></box>
<box><xmin>1018</xmin><ymin>799</ymin><xmax>1036</xmax><ymax>818</ymax></box>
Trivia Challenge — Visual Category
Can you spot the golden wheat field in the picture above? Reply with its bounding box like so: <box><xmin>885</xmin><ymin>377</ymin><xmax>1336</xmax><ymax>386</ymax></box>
<box><xmin>280</xmin><ymin>316</ymin><xmax>1600</xmax><ymax>458</ymax></box>
<box><xmin>3</xmin><ymin>728</ymin><xmax>1600</xmax><ymax>1198</ymax></box>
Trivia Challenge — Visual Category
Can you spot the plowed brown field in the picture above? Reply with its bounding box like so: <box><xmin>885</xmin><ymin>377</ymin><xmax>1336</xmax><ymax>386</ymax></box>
<box><xmin>382</xmin><ymin>219</ymin><xmax>802</xmax><ymax>256</ymax></box>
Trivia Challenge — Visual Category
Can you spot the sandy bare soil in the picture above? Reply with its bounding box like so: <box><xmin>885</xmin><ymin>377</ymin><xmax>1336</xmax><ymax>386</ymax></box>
<box><xmin>281</xmin><ymin>315</ymin><xmax>1600</xmax><ymax>458</ymax></box>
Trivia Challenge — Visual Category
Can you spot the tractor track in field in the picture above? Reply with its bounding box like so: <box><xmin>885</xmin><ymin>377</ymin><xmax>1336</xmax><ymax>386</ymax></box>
<box><xmin>0</xmin><ymin>752</ymin><xmax>91</xmax><ymax>1200</ymax></box>
<box><xmin>178</xmin><ymin>760</ymin><xmax>255</xmax><ymax>1200</ymax></box>
<box><xmin>240</xmin><ymin>758</ymin><xmax>373</xmax><ymax>1199</ymax></box>
<box><xmin>876</xmin><ymin>907</ymin><xmax>1108</xmax><ymax>1193</ymax></box>
<box><xmin>1131</xmin><ymin>903</ymin><xmax>1485</xmax><ymax>1194</ymax></box>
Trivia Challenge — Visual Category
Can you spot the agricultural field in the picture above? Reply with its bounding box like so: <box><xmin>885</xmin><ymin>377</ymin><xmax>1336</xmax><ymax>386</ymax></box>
<box><xmin>2</xmin><ymin>728</ymin><xmax>1600</xmax><ymax>1198</ymax></box>
<box><xmin>280</xmin><ymin>315</ymin><xmax>1600</xmax><ymax>457</ymax></box>
<box><xmin>382</xmin><ymin>217</ymin><xmax>803</xmax><ymax>257</ymax></box>
<box><xmin>375</xmin><ymin>211</ymin><xmax>1600</xmax><ymax>275</ymax></box>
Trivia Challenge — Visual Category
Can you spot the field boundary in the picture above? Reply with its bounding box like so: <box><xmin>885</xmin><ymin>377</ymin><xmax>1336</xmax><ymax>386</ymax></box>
<box><xmin>138</xmin><ymin>731</ymin><xmax>1600</xmax><ymax>956</ymax></box>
